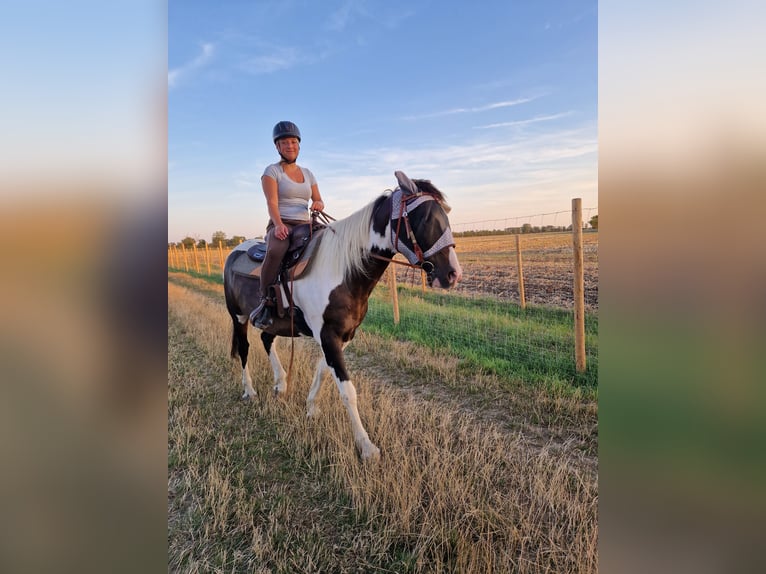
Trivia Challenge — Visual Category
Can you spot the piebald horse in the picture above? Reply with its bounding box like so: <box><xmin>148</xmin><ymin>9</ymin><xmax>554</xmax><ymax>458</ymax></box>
<box><xmin>223</xmin><ymin>171</ymin><xmax>462</xmax><ymax>459</ymax></box>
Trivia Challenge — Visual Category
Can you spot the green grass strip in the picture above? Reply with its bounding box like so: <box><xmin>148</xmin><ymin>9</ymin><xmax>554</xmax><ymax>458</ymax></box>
<box><xmin>362</xmin><ymin>286</ymin><xmax>598</xmax><ymax>392</ymax></box>
<box><xmin>168</xmin><ymin>269</ymin><xmax>598</xmax><ymax>393</ymax></box>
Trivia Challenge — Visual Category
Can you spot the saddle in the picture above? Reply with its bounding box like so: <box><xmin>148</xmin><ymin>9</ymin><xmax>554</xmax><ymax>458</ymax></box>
<box><xmin>232</xmin><ymin>221</ymin><xmax>327</xmax><ymax>318</ymax></box>
<box><xmin>245</xmin><ymin>221</ymin><xmax>319</xmax><ymax>268</ymax></box>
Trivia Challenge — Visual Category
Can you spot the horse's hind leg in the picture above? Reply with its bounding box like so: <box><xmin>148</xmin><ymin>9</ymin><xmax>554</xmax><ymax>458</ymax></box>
<box><xmin>261</xmin><ymin>332</ymin><xmax>288</xmax><ymax>396</ymax></box>
<box><xmin>232</xmin><ymin>314</ymin><xmax>256</xmax><ymax>400</ymax></box>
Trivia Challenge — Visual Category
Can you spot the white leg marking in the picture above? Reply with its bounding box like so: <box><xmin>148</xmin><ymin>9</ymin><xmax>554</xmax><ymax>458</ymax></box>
<box><xmin>235</xmin><ymin>314</ymin><xmax>248</xmax><ymax>325</ymax></box>
<box><xmin>306</xmin><ymin>358</ymin><xmax>328</xmax><ymax>418</ymax></box>
<box><xmin>335</xmin><ymin>378</ymin><xmax>380</xmax><ymax>460</ymax></box>
<box><xmin>268</xmin><ymin>344</ymin><xmax>288</xmax><ymax>395</ymax></box>
<box><xmin>242</xmin><ymin>367</ymin><xmax>256</xmax><ymax>400</ymax></box>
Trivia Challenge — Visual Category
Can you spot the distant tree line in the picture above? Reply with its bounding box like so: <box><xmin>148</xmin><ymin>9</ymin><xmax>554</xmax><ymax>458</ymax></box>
<box><xmin>453</xmin><ymin>215</ymin><xmax>597</xmax><ymax>238</ymax></box>
<box><xmin>168</xmin><ymin>230</ymin><xmax>248</xmax><ymax>249</ymax></box>
<box><xmin>170</xmin><ymin>216</ymin><xmax>598</xmax><ymax>246</ymax></box>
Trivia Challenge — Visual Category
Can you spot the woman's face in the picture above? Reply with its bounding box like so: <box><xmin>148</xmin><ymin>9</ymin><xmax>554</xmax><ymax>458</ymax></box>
<box><xmin>276</xmin><ymin>137</ymin><xmax>300</xmax><ymax>162</ymax></box>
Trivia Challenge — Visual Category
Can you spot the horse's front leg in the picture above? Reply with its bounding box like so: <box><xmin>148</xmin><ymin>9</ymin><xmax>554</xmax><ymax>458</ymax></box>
<box><xmin>260</xmin><ymin>332</ymin><xmax>287</xmax><ymax>396</ymax></box>
<box><xmin>306</xmin><ymin>357</ymin><xmax>328</xmax><ymax>418</ymax></box>
<box><xmin>321</xmin><ymin>334</ymin><xmax>380</xmax><ymax>460</ymax></box>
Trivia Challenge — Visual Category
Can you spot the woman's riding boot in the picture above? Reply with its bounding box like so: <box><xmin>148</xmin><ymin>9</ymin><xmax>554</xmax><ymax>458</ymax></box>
<box><xmin>249</xmin><ymin>244</ymin><xmax>283</xmax><ymax>328</ymax></box>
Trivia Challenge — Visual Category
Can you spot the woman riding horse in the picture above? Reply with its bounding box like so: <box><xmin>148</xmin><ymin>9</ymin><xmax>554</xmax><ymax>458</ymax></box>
<box><xmin>226</xmin><ymin>170</ymin><xmax>462</xmax><ymax>459</ymax></box>
<box><xmin>249</xmin><ymin>121</ymin><xmax>325</xmax><ymax>328</ymax></box>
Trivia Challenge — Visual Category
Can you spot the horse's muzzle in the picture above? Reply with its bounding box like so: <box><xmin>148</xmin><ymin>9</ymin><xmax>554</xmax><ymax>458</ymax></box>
<box><xmin>428</xmin><ymin>247</ymin><xmax>462</xmax><ymax>289</ymax></box>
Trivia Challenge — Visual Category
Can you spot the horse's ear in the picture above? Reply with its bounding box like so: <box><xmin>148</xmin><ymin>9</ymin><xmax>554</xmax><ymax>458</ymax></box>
<box><xmin>394</xmin><ymin>170</ymin><xmax>419</xmax><ymax>196</ymax></box>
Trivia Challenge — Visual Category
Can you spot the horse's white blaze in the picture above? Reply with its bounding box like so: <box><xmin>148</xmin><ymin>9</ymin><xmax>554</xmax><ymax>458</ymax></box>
<box><xmin>242</xmin><ymin>368</ymin><xmax>256</xmax><ymax>399</ymax></box>
<box><xmin>432</xmin><ymin>246</ymin><xmax>463</xmax><ymax>288</ymax></box>
<box><xmin>448</xmin><ymin>246</ymin><xmax>462</xmax><ymax>280</ymax></box>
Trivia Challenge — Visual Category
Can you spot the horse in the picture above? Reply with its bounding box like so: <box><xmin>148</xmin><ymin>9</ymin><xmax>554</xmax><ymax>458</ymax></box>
<box><xmin>223</xmin><ymin>171</ymin><xmax>462</xmax><ymax>459</ymax></box>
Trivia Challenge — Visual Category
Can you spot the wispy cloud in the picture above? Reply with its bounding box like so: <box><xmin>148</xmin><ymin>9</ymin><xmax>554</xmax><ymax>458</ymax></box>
<box><xmin>312</xmin><ymin>125</ymin><xmax>597</xmax><ymax>193</ymax></box>
<box><xmin>306</xmin><ymin>126</ymin><xmax>597</xmax><ymax>228</ymax></box>
<box><xmin>168</xmin><ymin>43</ymin><xmax>215</xmax><ymax>89</ymax></box>
<box><xmin>239</xmin><ymin>45</ymin><xmax>300</xmax><ymax>74</ymax></box>
<box><xmin>233</xmin><ymin>170</ymin><xmax>261</xmax><ymax>188</ymax></box>
<box><xmin>475</xmin><ymin>112</ymin><xmax>573</xmax><ymax>129</ymax></box>
<box><xmin>402</xmin><ymin>97</ymin><xmax>537</xmax><ymax>120</ymax></box>
<box><xmin>325</xmin><ymin>0</ymin><xmax>361</xmax><ymax>32</ymax></box>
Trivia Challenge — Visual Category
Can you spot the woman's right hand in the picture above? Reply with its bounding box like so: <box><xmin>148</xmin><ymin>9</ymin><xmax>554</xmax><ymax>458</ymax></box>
<box><xmin>274</xmin><ymin>223</ymin><xmax>289</xmax><ymax>240</ymax></box>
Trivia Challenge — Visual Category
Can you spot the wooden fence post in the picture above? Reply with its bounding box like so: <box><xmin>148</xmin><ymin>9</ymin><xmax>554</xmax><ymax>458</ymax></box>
<box><xmin>181</xmin><ymin>244</ymin><xmax>189</xmax><ymax>272</ymax></box>
<box><xmin>515</xmin><ymin>234</ymin><xmax>526</xmax><ymax>309</ymax></box>
<box><xmin>218</xmin><ymin>243</ymin><xmax>225</xmax><ymax>269</ymax></box>
<box><xmin>389</xmin><ymin>264</ymin><xmax>400</xmax><ymax>325</ymax></box>
<box><xmin>204</xmin><ymin>244</ymin><xmax>212</xmax><ymax>275</ymax></box>
<box><xmin>192</xmin><ymin>243</ymin><xmax>201</xmax><ymax>273</ymax></box>
<box><xmin>572</xmin><ymin>198</ymin><xmax>586</xmax><ymax>373</ymax></box>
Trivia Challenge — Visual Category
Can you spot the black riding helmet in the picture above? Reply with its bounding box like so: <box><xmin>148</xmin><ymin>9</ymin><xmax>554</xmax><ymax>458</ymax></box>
<box><xmin>272</xmin><ymin>121</ymin><xmax>301</xmax><ymax>143</ymax></box>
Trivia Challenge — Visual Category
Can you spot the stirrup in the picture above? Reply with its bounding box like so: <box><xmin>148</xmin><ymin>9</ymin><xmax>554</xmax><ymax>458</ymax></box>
<box><xmin>249</xmin><ymin>298</ymin><xmax>273</xmax><ymax>327</ymax></box>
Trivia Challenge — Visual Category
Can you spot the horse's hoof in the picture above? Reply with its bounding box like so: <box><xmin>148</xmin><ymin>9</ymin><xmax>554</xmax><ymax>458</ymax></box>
<box><xmin>306</xmin><ymin>406</ymin><xmax>321</xmax><ymax>418</ymax></box>
<box><xmin>241</xmin><ymin>392</ymin><xmax>255</xmax><ymax>401</ymax></box>
<box><xmin>361</xmin><ymin>444</ymin><xmax>381</xmax><ymax>462</ymax></box>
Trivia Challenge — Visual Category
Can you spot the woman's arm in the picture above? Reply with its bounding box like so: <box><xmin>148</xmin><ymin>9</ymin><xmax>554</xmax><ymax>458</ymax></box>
<box><xmin>310</xmin><ymin>184</ymin><xmax>324</xmax><ymax>212</ymax></box>
<box><xmin>262</xmin><ymin>175</ymin><xmax>289</xmax><ymax>239</ymax></box>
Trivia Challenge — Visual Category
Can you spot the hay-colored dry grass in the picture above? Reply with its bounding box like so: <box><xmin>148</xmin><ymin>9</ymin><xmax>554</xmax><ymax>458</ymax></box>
<box><xmin>168</xmin><ymin>275</ymin><xmax>597</xmax><ymax>573</ymax></box>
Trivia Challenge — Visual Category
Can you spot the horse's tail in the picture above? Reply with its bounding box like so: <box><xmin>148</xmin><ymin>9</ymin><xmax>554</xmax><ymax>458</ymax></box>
<box><xmin>230</xmin><ymin>321</ymin><xmax>239</xmax><ymax>359</ymax></box>
<box><xmin>223</xmin><ymin>253</ymin><xmax>243</xmax><ymax>360</ymax></box>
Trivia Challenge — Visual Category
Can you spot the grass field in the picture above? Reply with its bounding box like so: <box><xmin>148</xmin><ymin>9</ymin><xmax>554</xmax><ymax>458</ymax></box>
<box><xmin>168</xmin><ymin>262</ymin><xmax>598</xmax><ymax>572</ymax></box>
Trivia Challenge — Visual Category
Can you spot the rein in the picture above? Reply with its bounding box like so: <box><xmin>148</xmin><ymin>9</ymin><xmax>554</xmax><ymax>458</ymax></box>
<box><xmin>313</xmin><ymin>210</ymin><xmax>336</xmax><ymax>230</ymax></box>
<box><xmin>369</xmin><ymin>252</ymin><xmax>434</xmax><ymax>272</ymax></box>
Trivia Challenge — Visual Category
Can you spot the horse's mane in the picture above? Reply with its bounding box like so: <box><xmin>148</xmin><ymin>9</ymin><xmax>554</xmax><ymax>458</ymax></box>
<box><xmin>413</xmin><ymin>179</ymin><xmax>451</xmax><ymax>212</ymax></box>
<box><xmin>412</xmin><ymin>179</ymin><xmax>446</xmax><ymax>202</ymax></box>
<box><xmin>312</xmin><ymin>194</ymin><xmax>384</xmax><ymax>280</ymax></box>
<box><xmin>312</xmin><ymin>179</ymin><xmax>449</xmax><ymax>281</ymax></box>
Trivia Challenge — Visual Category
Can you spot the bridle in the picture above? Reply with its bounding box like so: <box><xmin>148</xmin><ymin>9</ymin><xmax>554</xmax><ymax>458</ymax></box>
<box><xmin>370</xmin><ymin>187</ymin><xmax>455</xmax><ymax>279</ymax></box>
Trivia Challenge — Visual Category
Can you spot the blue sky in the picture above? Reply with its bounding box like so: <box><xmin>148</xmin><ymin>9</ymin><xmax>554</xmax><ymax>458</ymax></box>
<box><xmin>170</xmin><ymin>0</ymin><xmax>598</xmax><ymax>242</ymax></box>
<box><xmin>1</xmin><ymin>1</ymin><xmax>164</xmax><ymax>188</ymax></box>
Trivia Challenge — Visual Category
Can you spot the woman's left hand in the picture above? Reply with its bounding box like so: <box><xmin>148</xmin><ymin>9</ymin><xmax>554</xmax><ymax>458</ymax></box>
<box><xmin>311</xmin><ymin>200</ymin><xmax>324</xmax><ymax>212</ymax></box>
